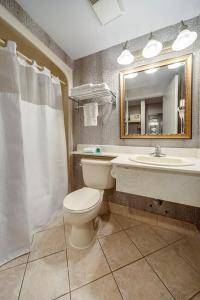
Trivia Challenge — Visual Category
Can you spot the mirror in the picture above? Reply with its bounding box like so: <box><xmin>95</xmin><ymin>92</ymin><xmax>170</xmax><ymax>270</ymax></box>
<box><xmin>120</xmin><ymin>55</ymin><xmax>192</xmax><ymax>139</ymax></box>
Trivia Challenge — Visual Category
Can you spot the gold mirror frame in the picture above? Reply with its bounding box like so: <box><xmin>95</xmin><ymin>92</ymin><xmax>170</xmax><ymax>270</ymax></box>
<box><xmin>120</xmin><ymin>54</ymin><xmax>192</xmax><ymax>139</ymax></box>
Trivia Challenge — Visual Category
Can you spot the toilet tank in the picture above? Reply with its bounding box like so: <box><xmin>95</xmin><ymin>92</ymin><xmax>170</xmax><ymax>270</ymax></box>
<box><xmin>81</xmin><ymin>159</ymin><xmax>115</xmax><ymax>190</ymax></box>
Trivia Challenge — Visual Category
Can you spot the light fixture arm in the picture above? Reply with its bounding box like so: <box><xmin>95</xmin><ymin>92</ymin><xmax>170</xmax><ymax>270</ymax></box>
<box><xmin>123</xmin><ymin>41</ymin><xmax>128</xmax><ymax>50</ymax></box>
<box><xmin>148</xmin><ymin>32</ymin><xmax>154</xmax><ymax>40</ymax></box>
<box><xmin>180</xmin><ymin>20</ymin><xmax>188</xmax><ymax>31</ymax></box>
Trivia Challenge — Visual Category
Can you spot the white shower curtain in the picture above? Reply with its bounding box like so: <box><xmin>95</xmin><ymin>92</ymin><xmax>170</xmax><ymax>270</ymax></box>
<box><xmin>0</xmin><ymin>41</ymin><xmax>68</xmax><ymax>265</ymax></box>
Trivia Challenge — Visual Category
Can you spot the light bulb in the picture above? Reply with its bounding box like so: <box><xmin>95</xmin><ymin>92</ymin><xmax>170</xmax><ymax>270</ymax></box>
<box><xmin>125</xmin><ymin>73</ymin><xmax>138</xmax><ymax>78</ymax></box>
<box><xmin>145</xmin><ymin>67</ymin><xmax>160</xmax><ymax>74</ymax></box>
<box><xmin>172</xmin><ymin>21</ymin><xmax>197</xmax><ymax>51</ymax></box>
<box><xmin>142</xmin><ymin>35</ymin><xmax>163</xmax><ymax>58</ymax></box>
<box><xmin>117</xmin><ymin>49</ymin><xmax>134</xmax><ymax>65</ymax></box>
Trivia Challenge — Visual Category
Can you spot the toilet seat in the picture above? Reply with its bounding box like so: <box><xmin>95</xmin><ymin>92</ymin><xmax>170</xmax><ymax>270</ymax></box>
<box><xmin>63</xmin><ymin>187</ymin><xmax>101</xmax><ymax>213</ymax></box>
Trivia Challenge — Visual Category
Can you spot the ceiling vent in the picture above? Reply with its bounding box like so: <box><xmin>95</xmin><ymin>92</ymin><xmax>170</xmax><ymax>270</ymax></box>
<box><xmin>89</xmin><ymin>0</ymin><xmax>124</xmax><ymax>25</ymax></box>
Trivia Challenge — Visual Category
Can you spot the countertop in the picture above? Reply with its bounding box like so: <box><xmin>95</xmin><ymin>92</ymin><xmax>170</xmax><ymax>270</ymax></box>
<box><xmin>72</xmin><ymin>150</ymin><xmax>200</xmax><ymax>175</ymax></box>
<box><xmin>111</xmin><ymin>155</ymin><xmax>200</xmax><ymax>175</ymax></box>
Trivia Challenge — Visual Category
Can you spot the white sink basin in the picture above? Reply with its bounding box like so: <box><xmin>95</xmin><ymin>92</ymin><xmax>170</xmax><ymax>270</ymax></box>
<box><xmin>129</xmin><ymin>154</ymin><xmax>195</xmax><ymax>166</ymax></box>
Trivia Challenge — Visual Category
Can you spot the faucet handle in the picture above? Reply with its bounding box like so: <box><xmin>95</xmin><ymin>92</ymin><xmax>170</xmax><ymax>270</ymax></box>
<box><xmin>150</xmin><ymin>145</ymin><xmax>166</xmax><ymax>157</ymax></box>
<box><xmin>155</xmin><ymin>145</ymin><xmax>161</xmax><ymax>151</ymax></box>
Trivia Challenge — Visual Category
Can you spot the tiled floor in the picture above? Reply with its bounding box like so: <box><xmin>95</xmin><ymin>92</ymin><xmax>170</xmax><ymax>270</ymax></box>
<box><xmin>1</xmin><ymin>211</ymin><xmax>200</xmax><ymax>300</ymax></box>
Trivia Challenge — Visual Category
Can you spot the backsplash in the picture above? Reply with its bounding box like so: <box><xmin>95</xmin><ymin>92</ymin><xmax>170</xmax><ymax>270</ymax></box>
<box><xmin>0</xmin><ymin>0</ymin><xmax>73</xmax><ymax>68</ymax></box>
<box><xmin>73</xmin><ymin>16</ymin><xmax>200</xmax><ymax>149</ymax></box>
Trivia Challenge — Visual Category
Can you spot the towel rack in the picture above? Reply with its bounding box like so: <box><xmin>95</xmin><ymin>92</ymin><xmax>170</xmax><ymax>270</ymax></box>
<box><xmin>69</xmin><ymin>90</ymin><xmax>116</xmax><ymax>111</ymax></box>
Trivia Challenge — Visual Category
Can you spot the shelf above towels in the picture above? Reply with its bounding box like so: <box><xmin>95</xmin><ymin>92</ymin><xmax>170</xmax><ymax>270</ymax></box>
<box><xmin>69</xmin><ymin>83</ymin><xmax>116</xmax><ymax>110</ymax></box>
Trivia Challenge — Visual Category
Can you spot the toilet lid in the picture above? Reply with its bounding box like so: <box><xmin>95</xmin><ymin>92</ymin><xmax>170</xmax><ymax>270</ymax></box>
<box><xmin>63</xmin><ymin>187</ymin><xmax>101</xmax><ymax>212</ymax></box>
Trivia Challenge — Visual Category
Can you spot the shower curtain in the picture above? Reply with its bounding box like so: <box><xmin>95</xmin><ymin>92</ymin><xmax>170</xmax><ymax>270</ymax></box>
<box><xmin>0</xmin><ymin>41</ymin><xmax>68</xmax><ymax>265</ymax></box>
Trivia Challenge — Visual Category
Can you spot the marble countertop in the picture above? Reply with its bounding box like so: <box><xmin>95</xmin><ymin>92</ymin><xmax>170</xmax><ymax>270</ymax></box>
<box><xmin>72</xmin><ymin>150</ymin><xmax>200</xmax><ymax>175</ymax></box>
<box><xmin>72</xmin><ymin>150</ymin><xmax>119</xmax><ymax>157</ymax></box>
<box><xmin>111</xmin><ymin>155</ymin><xmax>200</xmax><ymax>175</ymax></box>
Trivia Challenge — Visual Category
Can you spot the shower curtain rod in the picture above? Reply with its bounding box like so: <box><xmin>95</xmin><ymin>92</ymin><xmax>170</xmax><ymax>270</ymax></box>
<box><xmin>0</xmin><ymin>38</ymin><xmax>67</xmax><ymax>86</ymax></box>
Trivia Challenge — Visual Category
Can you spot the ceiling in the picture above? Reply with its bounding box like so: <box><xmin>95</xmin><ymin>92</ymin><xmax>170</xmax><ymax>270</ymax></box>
<box><xmin>17</xmin><ymin>0</ymin><xmax>200</xmax><ymax>60</ymax></box>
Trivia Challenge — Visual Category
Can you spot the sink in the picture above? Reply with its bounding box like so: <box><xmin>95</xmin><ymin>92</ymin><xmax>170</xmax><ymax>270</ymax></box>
<box><xmin>129</xmin><ymin>154</ymin><xmax>195</xmax><ymax>166</ymax></box>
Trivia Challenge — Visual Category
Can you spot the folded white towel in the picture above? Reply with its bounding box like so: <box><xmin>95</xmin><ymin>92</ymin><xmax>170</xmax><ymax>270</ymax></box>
<box><xmin>83</xmin><ymin>147</ymin><xmax>97</xmax><ymax>153</ymax></box>
<box><xmin>71</xmin><ymin>83</ymin><xmax>110</xmax><ymax>98</ymax></box>
<box><xmin>83</xmin><ymin>102</ymin><xmax>98</xmax><ymax>127</ymax></box>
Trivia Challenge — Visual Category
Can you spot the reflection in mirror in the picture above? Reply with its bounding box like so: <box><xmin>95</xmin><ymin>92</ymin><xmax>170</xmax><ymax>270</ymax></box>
<box><xmin>120</xmin><ymin>55</ymin><xmax>192</xmax><ymax>139</ymax></box>
<box><xmin>124</xmin><ymin>62</ymin><xmax>185</xmax><ymax>135</ymax></box>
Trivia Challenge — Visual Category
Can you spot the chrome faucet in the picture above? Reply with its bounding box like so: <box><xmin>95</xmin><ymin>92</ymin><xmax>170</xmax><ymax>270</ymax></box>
<box><xmin>151</xmin><ymin>145</ymin><xmax>166</xmax><ymax>157</ymax></box>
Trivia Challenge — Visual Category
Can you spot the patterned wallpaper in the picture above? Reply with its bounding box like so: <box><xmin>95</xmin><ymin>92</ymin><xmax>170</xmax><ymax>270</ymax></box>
<box><xmin>73</xmin><ymin>16</ymin><xmax>200</xmax><ymax>148</ymax></box>
<box><xmin>0</xmin><ymin>0</ymin><xmax>73</xmax><ymax>68</ymax></box>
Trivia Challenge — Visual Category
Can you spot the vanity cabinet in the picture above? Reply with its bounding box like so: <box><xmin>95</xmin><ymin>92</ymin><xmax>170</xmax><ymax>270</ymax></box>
<box><xmin>115</xmin><ymin>165</ymin><xmax>200</xmax><ymax>208</ymax></box>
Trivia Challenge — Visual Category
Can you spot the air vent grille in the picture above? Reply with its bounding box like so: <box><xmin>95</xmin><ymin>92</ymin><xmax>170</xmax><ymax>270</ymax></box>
<box><xmin>89</xmin><ymin>0</ymin><xmax>124</xmax><ymax>25</ymax></box>
<box><xmin>89</xmin><ymin>0</ymin><xmax>99</xmax><ymax>5</ymax></box>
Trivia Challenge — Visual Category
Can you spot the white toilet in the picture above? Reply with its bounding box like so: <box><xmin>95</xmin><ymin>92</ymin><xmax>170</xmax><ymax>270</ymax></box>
<box><xmin>63</xmin><ymin>159</ymin><xmax>115</xmax><ymax>249</ymax></box>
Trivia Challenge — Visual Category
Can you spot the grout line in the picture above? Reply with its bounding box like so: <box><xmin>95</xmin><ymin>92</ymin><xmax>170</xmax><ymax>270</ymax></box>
<box><xmin>189</xmin><ymin>290</ymin><xmax>200</xmax><ymax>300</ymax></box>
<box><xmin>97</xmin><ymin>228</ymin><xmax>124</xmax><ymax>239</ymax></box>
<box><xmin>0</xmin><ymin>255</ymin><xmax>29</xmax><ymax>273</ymax></box>
<box><xmin>69</xmin><ymin>272</ymin><xmax>114</xmax><ymax>293</ymax></box>
<box><xmin>28</xmin><ymin>248</ymin><xmax>67</xmax><ymax>263</ymax></box>
<box><xmin>53</xmin><ymin>292</ymin><xmax>71</xmax><ymax>300</ymax></box>
<box><xmin>124</xmin><ymin>227</ymin><xmax>185</xmax><ymax>258</ymax></box>
<box><xmin>17</xmin><ymin>251</ymin><xmax>31</xmax><ymax>300</ymax></box>
<box><xmin>63</xmin><ymin>215</ymin><xmax>72</xmax><ymax>300</ymax></box>
<box><xmin>32</xmin><ymin>223</ymin><xmax>65</xmax><ymax>235</ymax></box>
<box><xmin>145</xmin><ymin>257</ymin><xmax>176</xmax><ymax>299</ymax></box>
<box><xmin>123</xmin><ymin>229</ymin><xmax>176</xmax><ymax>300</ymax></box>
<box><xmin>97</xmin><ymin>239</ymin><xmax>125</xmax><ymax>300</ymax></box>
<box><xmin>143</xmin><ymin>237</ymin><xmax>185</xmax><ymax>257</ymax></box>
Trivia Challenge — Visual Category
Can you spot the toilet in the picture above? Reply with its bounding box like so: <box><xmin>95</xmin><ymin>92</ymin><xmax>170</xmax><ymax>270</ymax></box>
<box><xmin>63</xmin><ymin>159</ymin><xmax>115</xmax><ymax>249</ymax></box>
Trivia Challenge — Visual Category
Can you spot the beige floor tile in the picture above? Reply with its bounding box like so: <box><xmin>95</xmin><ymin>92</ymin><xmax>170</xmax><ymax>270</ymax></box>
<box><xmin>57</xmin><ymin>294</ymin><xmax>70</xmax><ymax>300</ymax></box>
<box><xmin>146</xmin><ymin>244</ymin><xmax>200</xmax><ymax>300</ymax></box>
<box><xmin>41</xmin><ymin>211</ymin><xmax>64</xmax><ymax>231</ymax></box>
<box><xmin>0</xmin><ymin>253</ymin><xmax>29</xmax><ymax>271</ymax></box>
<box><xmin>97</xmin><ymin>214</ymin><xmax>122</xmax><ymax>238</ymax></box>
<box><xmin>29</xmin><ymin>226</ymin><xmax>66</xmax><ymax>261</ymax></box>
<box><xmin>114</xmin><ymin>259</ymin><xmax>173</xmax><ymax>300</ymax></box>
<box><xmin>126</xmin><ymin>224</ymin><xmax>167</xmax><ymax>256</ymax></box>
<box><xmin>172</xmin><ymin>236</ymin><xmax>200</xmax><ymax>273</ymax></box>
<box><xmin>109</xmin><ymin>202</ymin><xmax>130</xmax><ymax>217</ymax></box>
<box><xmin>67</xmin><ymin>240</ymin><xmax>110</xmax><ymax>290</ymax></box>
<box><xmin>20</xmin><ymin>251</ymin><xmax>69</xmax><ymax>300</ymax></box>
<box><xmin>134</xmin><ymin>209</ymin><xmax>158</xmax><ymax>226</ymax></box>
<box><xmin>99</xmin><ymin>231</ymin><xmax>142</xmax><ymax>271</ymax></box>
<box><xmin>150</xmin><ymin>225</ymin><xmax>183</xmax><ymax>244</ymax></box>
<box><xmin>113</xmin><ymin>213</ymin><xmax>141</xmax><ymax>229</ymax></box>
<box><xmin>71</xmin><ymin>274</ymin><xmax>122</xmax><ymax>300</ymax></box>
<box><xmin>157</xmin><ymin>215</ymin><xmax>194</xmax><ymax>234</ymax></box>
<box><xmin>0</xmin><ymin>264</ymin><xmax>26</xmax><ymax>300</ymax></box>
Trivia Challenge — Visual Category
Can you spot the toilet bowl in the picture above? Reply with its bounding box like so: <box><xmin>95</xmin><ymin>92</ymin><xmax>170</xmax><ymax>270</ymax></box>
<box><xmin>64</xmin><ymin>187</ymin><xmax>103</xmax><ymax>248</ymax></box>
<box><xmin>63</xmin><ymin>159</ymin><xmax>115</xmax><ymax>249</ymax></box>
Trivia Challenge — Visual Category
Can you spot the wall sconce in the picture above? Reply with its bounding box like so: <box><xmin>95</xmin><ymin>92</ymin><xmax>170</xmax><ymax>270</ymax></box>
<box><xmin>117</xmin><ymin>20</ymin><xmax>197</xmax><ymax>65</ymax></box>
<box><xmin>172</xmin><ymin>20</ymin><xmax>197</xmax><ymax>51</ymax></box>
<box><xmin>142</xmin><ymin>33</ymin><xmax>163</xmax><ymax>58</ymax></box>
<box><xmin>117</xmin><ymin>41</ymin><xmax>134</xmax><ymax>65</ymax></box>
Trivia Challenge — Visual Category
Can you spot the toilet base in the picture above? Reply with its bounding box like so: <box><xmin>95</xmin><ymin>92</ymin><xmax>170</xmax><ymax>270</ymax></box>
<box><xmin>69</xmin><ymin>220</ymin><xmax>97</xmax><ymax>249</ymax></box>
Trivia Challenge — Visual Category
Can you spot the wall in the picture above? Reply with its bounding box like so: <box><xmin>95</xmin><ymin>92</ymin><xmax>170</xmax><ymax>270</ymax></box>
<box><xmin>0</xmin><ymin>0</ymin><xmax>73</xmax><ymax>68</ymax></box>
<box><xmin>73</xmin><ymin>16</ymin><xmax>200</xmax><ymax>149</ymax></box>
